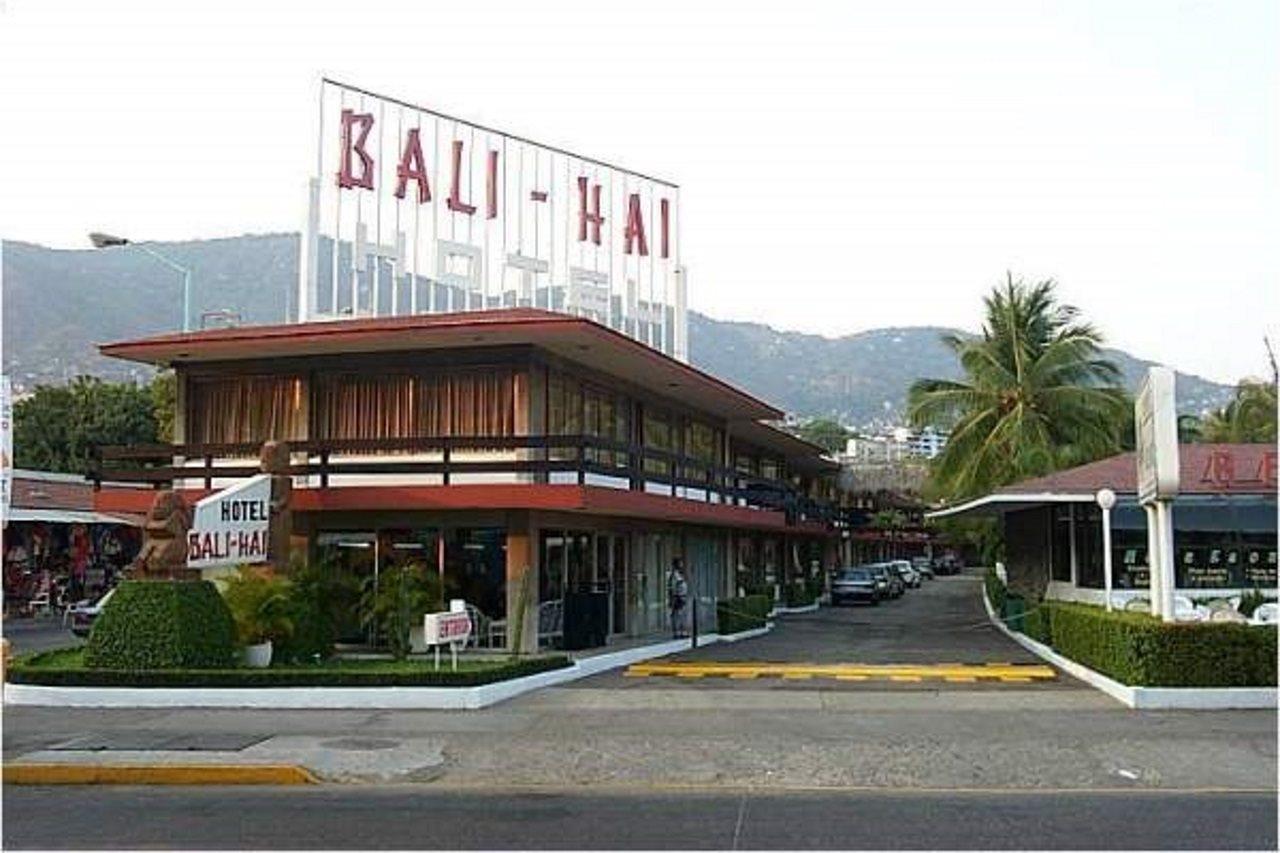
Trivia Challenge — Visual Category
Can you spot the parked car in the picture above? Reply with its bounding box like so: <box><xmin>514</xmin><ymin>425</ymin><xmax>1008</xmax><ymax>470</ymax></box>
<box><xmin>911</xmin><ymin>556</ymin><xmax>935</xmax><ymax>579</ymax></box>
<box><xmin>69</xmin><ymin>588</ymin><xmax>115</xmax><ymax>638</ymax></box>
<box><xmin>831</xmin><ymin>567</ymin><xmax>881</xmax><ymax>606</ymax></box>
<box><xmin>892</xmin><ymin>560</ymin><xmax>922</xmax><ymax>589</ymax></box>
<box><xmin>933</xmin><ymin>554</ymin><xmax>963</xmax><ymax>576</ymax></box>
<box><xmin>868</xmin><ymin>564</ymin><xmax>903</xmax><ymax>598</ymax></box>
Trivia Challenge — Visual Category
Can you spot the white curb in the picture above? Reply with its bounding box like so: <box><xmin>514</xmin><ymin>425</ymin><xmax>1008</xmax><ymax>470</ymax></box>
<box><xmin>982</xmin><ymin>586</ymin><xmax>1277</xmax><ymax>711</ymax></box>
<box><xmin>4</xmin><ymin>625</ymin><xmax>775</xmax><ymax>710</ymax></box>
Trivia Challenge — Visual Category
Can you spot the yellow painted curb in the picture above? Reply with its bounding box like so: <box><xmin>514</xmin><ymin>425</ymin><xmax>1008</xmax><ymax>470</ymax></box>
<box><xmin>625</xmin><ymin>661</ymin><xmax>1058</xmax><ymax>683</ymax></box>
<box><xmin>2</xmin><ymin>763</ymin><xmax>317</xmax><ymax>786</ymax></box>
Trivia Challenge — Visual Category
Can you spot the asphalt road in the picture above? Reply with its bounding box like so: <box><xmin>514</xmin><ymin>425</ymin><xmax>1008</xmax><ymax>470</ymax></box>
<box><xmin>579</xmin><ymin>571</ymin><xmax>1071</xmax><ymax>691</ymax></box>
<box><xmin>3</xmin><ymin>786</ymin><xmax>1275</xmax><ymax>849</ymax></box>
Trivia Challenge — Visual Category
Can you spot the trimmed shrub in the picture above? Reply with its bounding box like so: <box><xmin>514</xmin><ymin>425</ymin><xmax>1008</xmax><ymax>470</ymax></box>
<box><xmin>85</xmin><ymin>580</ymin><xmax>236</xmax><ymax>670</ymax></box>
<box><xmin>1047</xmin><ymin>602</ymin><xmax>1277</xmax><ymax>688</ymax></box>
<box><xmin>1022</xmin><ymin>602</ymin><xmax>1053</xmax><ymax>645</ymax></box>
<box><xmin>717</xmin><ymin>594</ymin><xmax>772</xmax><ymax>635</ymax></box>
<box><xmin>784</xmin><ymin>581</ymin><xmax>818</xmax><ymax>608</ymax></box>
<box><xmin>984</xmin><ymin>568</ymin><xmax>1007</xmax><ymax>616</ymax></box>
<box><xmin>10</xmin><ymin>652</ymin><xmax>571</xmax><ymax>688</ymax></box>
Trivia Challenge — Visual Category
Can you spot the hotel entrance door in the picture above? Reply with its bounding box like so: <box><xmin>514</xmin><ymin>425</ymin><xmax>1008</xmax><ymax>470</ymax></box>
<box><xmin>595</xmin><ymin>534</ymin><xmax>628</xmax><ymax>635</ymax></box>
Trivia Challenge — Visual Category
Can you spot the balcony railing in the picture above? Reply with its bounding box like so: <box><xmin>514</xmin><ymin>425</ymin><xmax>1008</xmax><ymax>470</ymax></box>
<box><xmin>90</xmin><ymin>435</ymin><xmax>839</xmax><ymax>526</ymax></box>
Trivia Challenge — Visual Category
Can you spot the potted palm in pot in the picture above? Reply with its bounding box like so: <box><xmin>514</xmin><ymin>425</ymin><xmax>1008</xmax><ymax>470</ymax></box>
<box><xmin>222</xmin><ymin>566</ymin><xmax>294</xmax><ymax>668</ymax></box>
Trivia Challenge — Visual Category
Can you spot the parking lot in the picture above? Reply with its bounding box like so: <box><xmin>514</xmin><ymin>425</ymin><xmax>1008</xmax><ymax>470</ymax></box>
<box><xmin>578</xmin><ymin>568</ymin><xmax>1070</xmax><ymax>690</ymax></box>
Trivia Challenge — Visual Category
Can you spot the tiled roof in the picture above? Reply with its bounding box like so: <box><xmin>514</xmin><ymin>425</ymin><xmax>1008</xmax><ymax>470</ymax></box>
<box><xmin>1002</xmin><ymin>443</ymin><xmax>1277</xmax><ymax>497</ymax></box>
<box><xmin>12</xmin><ymin>471</ymin><xmax>96</xmax><ymax>511</ymax></box>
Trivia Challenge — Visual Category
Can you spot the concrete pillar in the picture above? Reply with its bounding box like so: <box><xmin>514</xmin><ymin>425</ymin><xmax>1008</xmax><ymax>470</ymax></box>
<box><xmin>505</xmin><ymin>513</ymin><xmax>539</xmax><ymax>653</ymax></box>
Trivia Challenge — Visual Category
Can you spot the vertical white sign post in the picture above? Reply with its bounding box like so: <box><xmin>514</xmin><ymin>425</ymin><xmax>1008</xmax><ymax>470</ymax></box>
<box><xmin>1135</xmin><ymin>367</ymin><xmax>1180</xmax><ymax>622</ymax></box>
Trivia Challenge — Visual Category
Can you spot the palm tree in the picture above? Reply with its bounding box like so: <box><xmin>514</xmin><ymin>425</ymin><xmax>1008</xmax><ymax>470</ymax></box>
<box><xmin>1200</xmin><ymin>380</ymin><xmax>1277</xmax><ymax>443</ymax></box>
<box><xmin>908</xmin><ymin>274</ymin><xmax>1127</xmax><ymax>501</ymax></box>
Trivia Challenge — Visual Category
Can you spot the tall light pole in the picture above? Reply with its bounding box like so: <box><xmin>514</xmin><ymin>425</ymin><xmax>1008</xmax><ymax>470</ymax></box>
<box><xmin>1096</xmin><ymin>488</ymin><xmax>1116</xmax><ymax>612</ymax></box>
<box><xmin>89</xmin><ymin>233</ymin><xmax>193</xmax><ymax>333</ymax></box>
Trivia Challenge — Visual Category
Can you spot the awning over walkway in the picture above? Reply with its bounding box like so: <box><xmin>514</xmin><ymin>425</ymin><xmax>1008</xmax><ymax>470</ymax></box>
<box><xmin>5</xmin><ymin>508</ymin><xmax>141</xmax><ymax>526</ymax></box>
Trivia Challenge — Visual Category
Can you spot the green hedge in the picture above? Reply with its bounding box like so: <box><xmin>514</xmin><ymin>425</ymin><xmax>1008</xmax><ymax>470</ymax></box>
<box><xmin>1045</xmin><ymin>602</ymin><xmax>1276</xmax><ymax>688</ymax></box>
<box><xmin>10</xmin><ymin>651</ymin><xmax>571</xmax><ymax>688</ymax></box>
<box><xmin>983</xmin><ymin>571</ymin><xmax>1276</xmax><ymax>687</ymax></box>
<box><xmin>85</xmin><ymin>581</ymin><xmax>237</xmax><ymax>670</ymax></box>
<box><xmin>717</xmin><ymin>594</ymin><xmax>772</xmax><ymax>635</ymax></box>
<box><xmin>784</xmin><ymin>582</ymin><xmax>818</xmax><ymax>608</ymax></box>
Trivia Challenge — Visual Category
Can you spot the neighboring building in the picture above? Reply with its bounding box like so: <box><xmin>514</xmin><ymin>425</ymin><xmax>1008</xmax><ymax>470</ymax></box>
<box><xmin>91</xmin><ymin>308</ymin><xmax>842</xmax><ymax>652</ymax></box>
<box><xmin>838</xmin><ymin>426</ymin><xmax>947</xmax><ymax>465</ymax></box>
<box><xmin>928</xmin><ymin>444</ymin><xmax>1278</xmax><ymax>605</ymax></box>
<box><xmin>3</xmin><ymin>469</ymin><xmax>142</xmax><ymax>616</ymax></box>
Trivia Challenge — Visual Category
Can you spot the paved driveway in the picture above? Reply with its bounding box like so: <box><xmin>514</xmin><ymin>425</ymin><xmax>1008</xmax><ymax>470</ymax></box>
<box><xmin>578</xmin><ymin>570</ymin><xmax>1070</xmax><ymax>689</ymax></box>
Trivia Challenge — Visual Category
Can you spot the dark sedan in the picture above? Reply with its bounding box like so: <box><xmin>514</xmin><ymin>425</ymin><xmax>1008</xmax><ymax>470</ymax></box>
<box><xmin>831</xmin><ymin>567</ymin><xmax>881</xmax><ymax>606</ymax></box>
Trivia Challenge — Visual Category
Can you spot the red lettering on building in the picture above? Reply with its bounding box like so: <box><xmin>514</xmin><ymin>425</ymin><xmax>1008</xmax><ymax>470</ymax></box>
<box><xmin>446</xmin><ymin>140</ymin><xmax>476</xmax><ymax>215</ymax></box>
<box><xmin>486</xmin><ymin>150</ymin><xmax>499</xmax><ymax>219</ymax></box>
<box><xmin>624</xmin><ymin>193</ymin><xmax>648</xmax><ymax>256</ymax></box>
<box><xmin>660</xmin><ymin>198</ymin><xmax>670</xmax><ymax>259</ymax></box>
<box><xmin>337</xmin><ymin>109</ymin><xmax>375</xmax><ymax>190</ymax></box>
<box><xmin>1202</xmin><ymin>450</ymin><xmax>1237</xmax><ymax>487</ymax></box>
<box><xmin>394</xmin><ymin>128</ymin><xmax>432</xmax><ymax>203</ymax></box>
<box><xmin>577</xmin><ymin>176</ymin><xmax>604</xmax><ymax>245</ymax></box>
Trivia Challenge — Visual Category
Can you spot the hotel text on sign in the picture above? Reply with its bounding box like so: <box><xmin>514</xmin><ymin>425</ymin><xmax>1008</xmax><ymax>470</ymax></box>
<box><xmin>187</xmin><ymin>475</ymin><xmax>272</xmax><ymax>569</ymax></box>
<box><xmin>298</xmin><ymin>79</ymin><xmax>687</xmax><ymax>361</ymax></box>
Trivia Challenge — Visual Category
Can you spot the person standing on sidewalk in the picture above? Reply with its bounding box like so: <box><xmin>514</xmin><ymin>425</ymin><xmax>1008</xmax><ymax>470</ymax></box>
<box><xmin>667</xmin><ymin>557</ymin><xmax>689</xmax><ymax>639</ymax></box>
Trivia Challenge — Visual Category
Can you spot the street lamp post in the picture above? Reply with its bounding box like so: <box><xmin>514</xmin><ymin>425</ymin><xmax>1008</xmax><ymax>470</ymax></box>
<box><xmin>89</xmin><ymin>232</ymin><xmax>193</xmax><ymax>333</ymax></box>
<box><xmin>1096</xmin><ymin>489</ymin><xmax>1116</xmax><ymax>612</ymax></box>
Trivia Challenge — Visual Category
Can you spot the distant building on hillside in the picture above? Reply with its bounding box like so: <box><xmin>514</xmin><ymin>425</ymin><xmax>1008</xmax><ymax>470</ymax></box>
<box><xmin>837</xmin><ymin>426</ymin><xmax>947</xmax><ymax>464</ymax></box>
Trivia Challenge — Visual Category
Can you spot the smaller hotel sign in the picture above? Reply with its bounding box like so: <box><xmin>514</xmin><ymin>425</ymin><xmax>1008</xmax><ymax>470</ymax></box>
<box><xmin>187</xmin><ymin>475</ymin><xmax>272</xmax><ymax>569</ymax></box>
<box><xmin>1135</xmin><ymin>367</ymin><xmax>1180</xmax><ymax>505</ymax></box>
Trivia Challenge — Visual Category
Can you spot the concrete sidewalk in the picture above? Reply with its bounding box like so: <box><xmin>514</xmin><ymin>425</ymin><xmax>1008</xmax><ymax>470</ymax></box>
<box><xmin>5</xmin><ymin>686</ymin><xmax>1275</xmax><ymax>790</ymax></box>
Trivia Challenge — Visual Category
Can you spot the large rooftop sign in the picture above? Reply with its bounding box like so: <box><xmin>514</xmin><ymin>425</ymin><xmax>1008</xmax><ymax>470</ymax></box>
<box><xmin>298</xmin><ymin>79</ymin><xmax>688</xmax><ymax>361</ymax></box>
<box><xmin>1135</xmin><ymin>366</ymin><xmax>1180</xmax><ymax>504</ymax></box>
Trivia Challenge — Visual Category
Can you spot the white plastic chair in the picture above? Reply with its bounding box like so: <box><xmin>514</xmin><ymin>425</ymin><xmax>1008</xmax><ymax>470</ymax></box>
<box><xmin>1249</xmin><ymin>602</ymin><xmax>1278</xmax><ymax>626</ymax></box>
<box><xmin>1209</xmin><ymin>607</ymin><xmax>1247</xmax><ymax>624</ymax></box>
<box><xmin>538</xmin><ymin>599</ymin><xmax>563</xmax><ymax>647</ymax></box>
<box><xmin>1173</xmin><ymin>595</ymin><xmax>1208</xmax><ymax>622</ymax></box>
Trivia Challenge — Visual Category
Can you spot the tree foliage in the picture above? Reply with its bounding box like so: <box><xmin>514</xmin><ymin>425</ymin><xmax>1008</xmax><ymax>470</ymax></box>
<box><xmin>1199</xmin><ymin>380</ymin><xmax>1277</xmax><ymax>444</ymax></box>
<box><xmin>907</xmin><ymin>275</ymin><xmax>1127</xmax><ymax>501</ymax></box>
<box><xmin>13</xmin><ymin>376</ymin><xmax>160</xmax><ymax>475</ymax></box>
<box><xmin>794</xmin><ymin>417</ymin><xmax>850</xmax><ymax>454</ymax></box>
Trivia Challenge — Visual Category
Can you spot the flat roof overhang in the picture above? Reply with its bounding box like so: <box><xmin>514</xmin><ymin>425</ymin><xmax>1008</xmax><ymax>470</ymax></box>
<box><xmin>99</xmin><ymin>308</ymin><xmax>781</xmax><ymax>424</ymax></box>
<box><xmin>95</xmin><ymin>483</ymin><xmax>831</xmax><ymax>534</ymax></box>
<box><xmin>925</xmin><ymin>492</ymin><xmax>1098</xmax><ymax>520</ymax></box>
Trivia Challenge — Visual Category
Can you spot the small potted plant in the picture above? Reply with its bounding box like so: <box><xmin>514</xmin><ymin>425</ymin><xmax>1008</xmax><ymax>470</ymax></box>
<box><xmin>222</xmin><ymin>566</ymin><xmax>294</xmax><ymax>668</ymax></box>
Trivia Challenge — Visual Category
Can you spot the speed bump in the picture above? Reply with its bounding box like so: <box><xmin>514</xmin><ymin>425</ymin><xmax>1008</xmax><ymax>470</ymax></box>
<box><xmin>623</xmin><ymin>662</ymin><xmax>1056</xmax><ymax>683</ymax></box>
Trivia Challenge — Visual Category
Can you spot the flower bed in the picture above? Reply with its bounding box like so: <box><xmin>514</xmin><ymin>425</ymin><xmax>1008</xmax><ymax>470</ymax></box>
<box><xmin>8</xmin><ymin>647</ymin><xmax>572</xmax><ymax>688</ymax></box>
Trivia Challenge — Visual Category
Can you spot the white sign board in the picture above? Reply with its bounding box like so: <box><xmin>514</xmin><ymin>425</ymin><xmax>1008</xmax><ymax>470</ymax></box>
<box><xmin>298</xmin><ymin>79</ymin><xmax>687</xmax><ymax>361</ymax></box>
<box><xmin>186</xmin><ymin>474</ymin><xmax>272</xmax><ymax>569</ymax></box>
<box><xmin>423</xmin><ymin>610</ymin><xmax>472</xmax><ymax>646</ymax></box>
<box><xmin>1</xmin><ymin>375</ymin><xmax>12</xmax><ymax>527</ymax></box>
<box><xmin>1135</xmin><ymin>366</ymin><xmax>1180</xmax><ymax>504</ymax></box>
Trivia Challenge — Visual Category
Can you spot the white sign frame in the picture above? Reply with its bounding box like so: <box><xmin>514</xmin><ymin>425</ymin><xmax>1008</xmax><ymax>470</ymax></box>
<box><xmin>187</xmin><ymin>474</ymin><xmax>273</xmax><ymax>569</ymax></box>
<box><xmin>1135</xmin><ymin>366</ymin><xmax>1180</xmax><ymax>505</ymax></box>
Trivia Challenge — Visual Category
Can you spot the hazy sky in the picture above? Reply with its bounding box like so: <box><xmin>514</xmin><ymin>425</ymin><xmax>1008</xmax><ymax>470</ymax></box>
<box><xmin>1</xmin><ymin>0</ymin><xmax>1275</xmax><ymax>383</ymax></box>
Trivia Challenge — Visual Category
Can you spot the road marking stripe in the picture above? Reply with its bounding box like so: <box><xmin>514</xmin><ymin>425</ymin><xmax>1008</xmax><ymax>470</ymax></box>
<box><xmin>623</xmin><ymin>661</ymin><xmax>1056</xmax><ymax>683</ymax></box>
<box><xmin>1</xmin><ymin>764</ymin><xmax>316</xmax><ymax>786</ymax></box>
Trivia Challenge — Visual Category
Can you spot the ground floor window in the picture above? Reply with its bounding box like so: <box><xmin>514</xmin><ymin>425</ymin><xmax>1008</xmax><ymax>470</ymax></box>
<box><xmin>314</xmin><ymin>526</ymin><xmax>507</xmax><ymax>646</ymax></box>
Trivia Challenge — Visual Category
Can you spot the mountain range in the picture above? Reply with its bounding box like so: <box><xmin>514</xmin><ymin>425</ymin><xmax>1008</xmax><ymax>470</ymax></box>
<box><xmin>1</xmin><ymin>234</ymin><xmax>1235</xmax><ymax>425</ymax></box>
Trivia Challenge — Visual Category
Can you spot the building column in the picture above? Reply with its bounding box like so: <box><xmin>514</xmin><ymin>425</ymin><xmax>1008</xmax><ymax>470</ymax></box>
<box><xmin>1068</xmin><ymin>504</ymin><xmax>1079</xmax><ymax>586</ymax></box>
<box><xmin>505</xmin><ymin>512</ymin><xmax>539</xmax><ymax>653</ymax></box>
